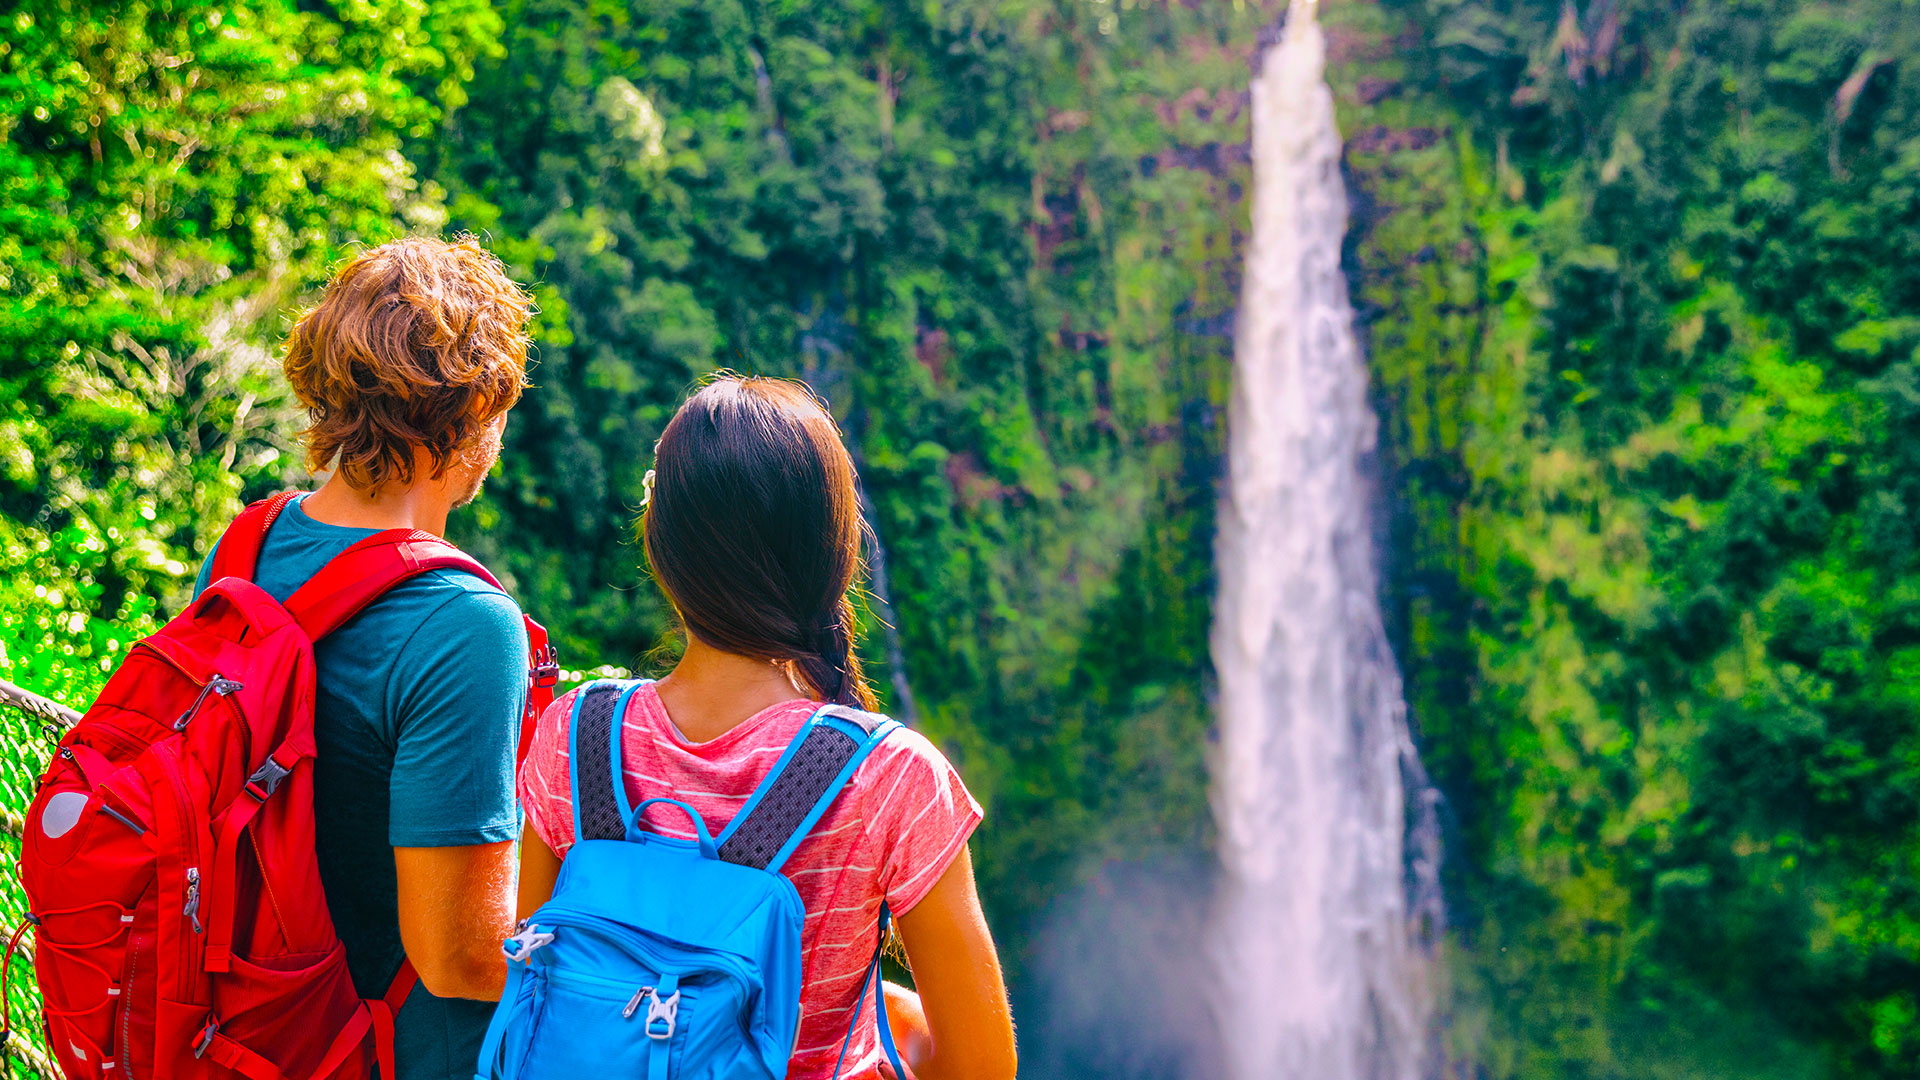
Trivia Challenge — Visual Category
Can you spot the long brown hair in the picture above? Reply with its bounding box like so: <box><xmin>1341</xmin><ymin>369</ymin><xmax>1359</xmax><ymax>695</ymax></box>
<box><xmin>641</xmin><ymin>376</ymin><xmax>877</xmax><ymax>709</ymax></box>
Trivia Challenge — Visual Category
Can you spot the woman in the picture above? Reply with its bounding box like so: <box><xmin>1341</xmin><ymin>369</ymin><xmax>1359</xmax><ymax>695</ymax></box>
<box><xmin>514</xmin><ymin>376</ymin><xmax>1017</xmax><ymax>1080</ymax></box>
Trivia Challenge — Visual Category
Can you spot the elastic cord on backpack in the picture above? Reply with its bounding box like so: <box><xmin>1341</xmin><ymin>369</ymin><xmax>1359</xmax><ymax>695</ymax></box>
<box><xmin>5</xmin><ymin>902</ymin><xmax>134</xmax><ymax>1024</ymax></box>
<box><xmin>0</xmin><ymin>913</ymin><xmax>40</xmax><ymax>1048</ymax></box>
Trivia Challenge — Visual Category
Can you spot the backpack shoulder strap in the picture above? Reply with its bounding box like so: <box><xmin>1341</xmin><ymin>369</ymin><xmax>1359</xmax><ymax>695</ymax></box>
<box><xmin>832</xmin><ymin>903</ymin><xmax>911</xmax><ymax>1080</ymax></box>
<box><xmin>206</xmin><ymin>491</ymin><xmax>303</xmax><ymax>583</ymax></box>
<box><xmin>716</xmin><ymin>704</ymin><xmax>900</xmax><ymax>873</ymax></box>
<box><xmin>569</xmin><ymin>681</ymin><xmax>649</xmax><ymax>843</ymax></box>
<box><xmin>281</xmin><ymin>529</ymin><xmax>559</xmax><ymax>759</ymax></box>
<box><xmin>281</xmin><ymin>529</ymin><xmax>502</xmax><ymax>642</ymax></box>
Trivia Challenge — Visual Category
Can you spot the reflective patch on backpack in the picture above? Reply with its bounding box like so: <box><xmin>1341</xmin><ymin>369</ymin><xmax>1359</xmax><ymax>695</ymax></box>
<box><xmin>41</xmin><ymin>791</ymin><xmax>89</xmax><ymax>839</ymax></box>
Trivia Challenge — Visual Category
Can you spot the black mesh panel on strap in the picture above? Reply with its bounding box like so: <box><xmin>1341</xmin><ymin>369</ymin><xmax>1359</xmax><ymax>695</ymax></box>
<box><xmin>717</xmin><ymin>723</ymin><xmax>862</xmax><ymax>870</ymax></box>
<box><xmin>573</xmin><ymin>684</ymin><xmax>627</xmax><ymax>842</ymax></box>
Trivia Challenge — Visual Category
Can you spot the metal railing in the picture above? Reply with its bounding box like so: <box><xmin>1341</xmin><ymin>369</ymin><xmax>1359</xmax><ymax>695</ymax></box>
<box><xmin>0</xmin><ymin>684</ymin><xmax>80</xmax><ymax>729</ymax></box>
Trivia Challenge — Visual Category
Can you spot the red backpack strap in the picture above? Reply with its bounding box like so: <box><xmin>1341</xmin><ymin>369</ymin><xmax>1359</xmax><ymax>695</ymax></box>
<box><xmin>522</xmin><ymin>615</ymin><xmax>559</xmax><ymax>758</ymax></box>
<box><xmin>366</xmin><ymin>958</ymin><xmax>418</xmax><ymax>1064</ymax></box>
<box><xmin>207</xmin><ymin>491</ymin><xmax>303</xmax><ymax>583</ymax></box>
<box><xmin>281</xmin><ymin>529</ymin><xmax>502</xmax><ymax>642</ymax></box>
<box><xmin>384</xmin><ymin>960</ymin><xmax>419</xmax><ymax>1012</ymax></box>
<box><xmin>280</xmin><ymin>530</ymin><xmax>560</xmax><ymax>734</ymax></box>
<box><xmin>284</xmin><ymin>532</ymin><xmax>558</xmax><ymax>749</ymax></box>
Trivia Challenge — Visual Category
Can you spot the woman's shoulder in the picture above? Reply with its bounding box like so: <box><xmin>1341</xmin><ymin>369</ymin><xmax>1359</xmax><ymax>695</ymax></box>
<box><xmin>524</xmin><ymin>680</ymin><xmax>640</xmax><ymax>776</ymax></box>
<box><xmin>838</xmin><ymin>721</ymin><xmax>982</xmax><ymax>913</ymax></box>
<box><xmin>849</xmin><ymin>723</ymin><xmax>980</xmax><ymax>816</ymax></box>
<box><xmin>538</xmin><ymin>681</ymin><xmax>602</xmax><ymax>723</ymax></box>
<box><xmin>863</xmin><ymin>722</ymin><xmax>956</xmax><ymax>772</ymax></box>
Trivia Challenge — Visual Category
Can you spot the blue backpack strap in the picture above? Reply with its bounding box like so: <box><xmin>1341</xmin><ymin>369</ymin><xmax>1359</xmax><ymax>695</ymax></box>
<box><xmin>715</xmin><ymin>704</ymin><xmax>899</xmax><ymax>873</ymax></box>
<box><xmin>473</xmin><ymin>944</ymin><xmax>535</xmax><ymax>1080</ymax></box>
<box><xmin>830</xmin><ymin>903</ymin><xmax>910</xmax><ymax>1080</ymax></box>
<box><xmin>568</xmin><ymin>680</ymin><xmax>648</xmax><ymax>843</ymax></box>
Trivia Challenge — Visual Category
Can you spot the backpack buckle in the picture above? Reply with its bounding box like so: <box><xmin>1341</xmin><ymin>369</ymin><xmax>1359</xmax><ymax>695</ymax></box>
<box><xmin>244</xmin><ymin>758</ymin><xmax>291</xmax><ymax>802</ymax></box>
<box><xmin>502</xmin><ymin>923</ymin><xmax>555</xmax><ymax>964</ymax></box>
<box><xmin>531</xmin><ymin>645</ymin><xmax>559</xmax><ymax>689</ymax></box>
<box><xmin>644</xmin><ymin>990</ymin><xmax>679</xmax><ymax>1040</ymax></box>
<box><xmin>192</xmin><ymin>1019</ymin><xmax>219</xmax><ymax>1059</ymax></box>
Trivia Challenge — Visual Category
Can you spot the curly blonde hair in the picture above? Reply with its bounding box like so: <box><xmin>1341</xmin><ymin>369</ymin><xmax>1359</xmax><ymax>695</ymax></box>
<box><xmin>284</xmin><ymin>235</ymin><xmax>535</xmax><ymax>491</ymax></box>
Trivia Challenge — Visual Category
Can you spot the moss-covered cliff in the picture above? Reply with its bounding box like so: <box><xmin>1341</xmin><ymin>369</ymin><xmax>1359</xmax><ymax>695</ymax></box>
<box><xmin>1333</xmin><ymin>0</ymin><xmax>1920</xmax><ymax>1074</ymax></box>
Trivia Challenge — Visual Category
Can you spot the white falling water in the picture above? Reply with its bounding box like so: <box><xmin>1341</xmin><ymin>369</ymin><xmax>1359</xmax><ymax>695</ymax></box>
<box><xmin>1208</xmin><ymin>2</ymin><xmax>1440</xmax><ymax>1079</ymax></box>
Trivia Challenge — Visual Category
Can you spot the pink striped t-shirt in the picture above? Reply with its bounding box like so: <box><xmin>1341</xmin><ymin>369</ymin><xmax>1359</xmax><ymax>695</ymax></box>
<box><xmin>517</xmin><ymin>682</ymin><xmax>982</xmax><ymax>1079</ymax></box>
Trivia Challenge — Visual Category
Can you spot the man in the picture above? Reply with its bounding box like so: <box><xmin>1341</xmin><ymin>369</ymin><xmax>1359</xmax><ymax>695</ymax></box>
<box><xmin>194</xmin><ymin>235</ymin><xmax>534</xmax><ymax>1079</ymax></box>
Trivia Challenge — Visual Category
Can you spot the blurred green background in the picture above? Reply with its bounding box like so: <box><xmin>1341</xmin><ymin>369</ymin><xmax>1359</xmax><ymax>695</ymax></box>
<box><xmin>3</xmin><ymin>0</ymin><xmax>1918</xmax><ymax>1076</ymax></box>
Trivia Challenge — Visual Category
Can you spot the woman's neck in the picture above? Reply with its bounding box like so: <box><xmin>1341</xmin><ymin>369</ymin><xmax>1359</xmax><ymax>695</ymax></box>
<box><xmin>654</xmin><ymin>634</ymin><xmax>811</xmax><ymax>744</ymax></box>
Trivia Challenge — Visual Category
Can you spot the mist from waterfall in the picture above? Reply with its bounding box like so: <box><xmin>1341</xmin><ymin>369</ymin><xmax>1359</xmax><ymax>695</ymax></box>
<box><xmin>1207</xmin><ymin>2</ymin><xmax>1442</xmax><ymax>1078</ymax></box>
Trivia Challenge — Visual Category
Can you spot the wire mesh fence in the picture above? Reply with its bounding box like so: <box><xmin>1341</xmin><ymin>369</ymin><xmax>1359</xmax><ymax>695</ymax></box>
<box><xmin>1</xmin><ymin>681</ymin><xmax>77</xmax><ymax>1080</ymax></box>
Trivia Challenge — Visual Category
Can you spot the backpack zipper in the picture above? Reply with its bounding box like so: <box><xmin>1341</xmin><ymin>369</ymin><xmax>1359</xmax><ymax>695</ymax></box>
<box><xmin>530</xmin><ymin>907</ymin><xmax>757</xmax><ymax>1004</ymax></box>
<box><xmin>126</xmin><ymin>644</ymin><xmax>252</xmax><ymax>762</ymax></box>
<box><xmin>540</xmin><ymin>967</ymin><xmax>669</xmax><ymax>1024</ymax></box>
<box><xmin>151</xmin><ymin>745</ymin><xmax>207</xmax><ymax>1003</ymax></box>
<box><xmin>542</xmin><ymin>971</ymin><xmax>694</xmax><ymax>1035</ymax></box>
<box><xmin>536</xmin><ymin>959</ymin><xmax>760</xmax><ymax>1053</ymax></box>
<box><xmin>172</xmin><ymin>677</ymin><xmax>243</xmax><ymax>732</ymax></box>
<box><xmin>182</xmin><ymin>869</ymin><xmax>202</xmax><ymax>934</ymax></box>
<box><xmin>121</xmin><ymin>924</ymin><xmax>140</xmax><ymax>1080</ymax></box>
<box><xmin>621</xmin><ymin>985</ymin><xmax>656</xmax><ymax>1019</ymax></box>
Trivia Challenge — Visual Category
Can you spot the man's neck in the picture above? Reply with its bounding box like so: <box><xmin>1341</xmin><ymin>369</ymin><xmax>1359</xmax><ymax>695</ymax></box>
<box><xmin>300</xmin><ymin>471</ymin><xmax>458</xmax><ymax>536</ymax></box>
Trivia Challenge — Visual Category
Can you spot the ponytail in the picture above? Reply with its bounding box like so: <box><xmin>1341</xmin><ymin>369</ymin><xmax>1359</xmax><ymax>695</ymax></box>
<box><xmin>788</xmin><ymin>598</ymin><xmax>874</xmax><ymax>709</ymax></box>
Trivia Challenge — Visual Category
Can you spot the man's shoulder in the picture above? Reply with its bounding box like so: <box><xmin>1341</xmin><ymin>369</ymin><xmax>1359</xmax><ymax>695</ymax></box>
<box><xmin>395</xmin><ymin>568</ymin><xmax>526</xmax><ymax>642</ymax></box>
<box><xmin>320</xmin><ymin>560</ymin><xmax>526</xmax><ymax>676</ymax></box>
<box><xmin>381</xmin><ymin>569</ymin><xmax>527</xmax><ymax>716</ymax></box>
<box><xmin>410</xmin><ymin>564</ymin><xmax>520</xmax><ymax>607</ymax></box>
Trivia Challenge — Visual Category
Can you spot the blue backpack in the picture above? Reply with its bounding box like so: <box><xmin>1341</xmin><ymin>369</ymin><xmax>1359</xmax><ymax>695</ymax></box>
<box><xmin>475</xmin><ymin>680</ymin><xmax>911</xmax><ymax>1080</ymax></box>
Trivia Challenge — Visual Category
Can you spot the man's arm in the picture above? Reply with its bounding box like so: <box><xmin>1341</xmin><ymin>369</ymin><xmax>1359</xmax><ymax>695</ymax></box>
<box><xmin>394</xmin><ymin>842</ymin><xmax>517</xmax><ymax>1000</ymax></box>
<box><xmin>385</xmin><ymin>586</ymin><xmax>528</xmax><ymax>1002</ymax></box>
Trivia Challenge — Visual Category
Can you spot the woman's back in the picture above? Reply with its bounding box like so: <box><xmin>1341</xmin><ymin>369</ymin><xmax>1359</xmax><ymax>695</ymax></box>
<box><xmin>513</xmin><ymin>375</ymin><xmax>1013</xmax><ymax>1080</ymax></box>
<box><xmin>519</xmin><ymin>682</ymin><xmax>980</xmax><ymax>1079</ymax></box>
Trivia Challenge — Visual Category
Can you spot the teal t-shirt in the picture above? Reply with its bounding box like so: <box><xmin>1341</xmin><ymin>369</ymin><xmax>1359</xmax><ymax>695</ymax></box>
<box><xmin>194</xmin><ymin>495</ymin><xmax>524</xmax><ymax>1080</ymax></box>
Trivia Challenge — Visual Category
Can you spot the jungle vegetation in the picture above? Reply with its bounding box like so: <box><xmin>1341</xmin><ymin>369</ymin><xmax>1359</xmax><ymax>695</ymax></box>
<box><xmin>2</xmin><ymin>0</ymin><xmax>1915</xmax><ymax>1076</ymax></box>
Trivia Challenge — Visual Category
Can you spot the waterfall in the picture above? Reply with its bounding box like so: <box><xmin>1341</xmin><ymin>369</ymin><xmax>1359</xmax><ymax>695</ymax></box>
<box><xmin>1207</xmin><ymin>2</ymin><xmax>1441</xmax><ymax>1078</ymax></box>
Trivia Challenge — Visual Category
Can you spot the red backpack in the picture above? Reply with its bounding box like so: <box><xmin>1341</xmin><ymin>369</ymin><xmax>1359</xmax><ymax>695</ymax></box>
<box><xmin>5</xmin><ymin>493</ymin><xmax>558</xmax><ymax>1080</ymax></box>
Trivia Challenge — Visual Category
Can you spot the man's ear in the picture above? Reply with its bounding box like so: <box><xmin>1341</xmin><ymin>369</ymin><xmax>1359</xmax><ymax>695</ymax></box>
<box><xmin>470</xmin><ymin>392</ymin><xmax>507</xmax><ymax>423</ymax></box>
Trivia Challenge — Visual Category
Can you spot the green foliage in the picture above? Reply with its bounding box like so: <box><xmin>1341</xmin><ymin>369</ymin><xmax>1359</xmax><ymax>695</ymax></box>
<box><xmin>5</xmin><ymin>0</ymin><xmax>1917</xmax><ymax>1078</ymax></box>
<box><xmin>430</xmin><ymin>0</ymin><xmax>1262</xmax><ymax>953</ymax></box>
<box><xmin>1345</xmin><ymin>0</ymin><xmax>1920</xmax><ymax>1074</ymax></box>
<box><xmin>0</xmin><ymin>0</ymin><xmax>500</xmax><ymax>1072</ymax></box>
<box><xmin>0</xmin><ymin>0</ymin><xmax>504</xmax><ymax>609</ymax></box>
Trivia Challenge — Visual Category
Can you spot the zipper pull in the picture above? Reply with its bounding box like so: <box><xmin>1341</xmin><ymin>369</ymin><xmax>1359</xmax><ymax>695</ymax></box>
<box><xmin>184</xmin><ymin>868</ymin><xmax>202</xmax><ymax>933</ymax></box>
<box><xmin>173</xmin><ymin>684</ymin><xmax>215</xmax><ymax>732</ymax></box>
<box><xmin>622</xmin><ymin>985</ymin><xmax>655</xmax><ymax>1020</ymax></box>
<box><xmin>173</xmin><ymin>675</ymin><xmax>243</xmax><ymax>732</ymax></box>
